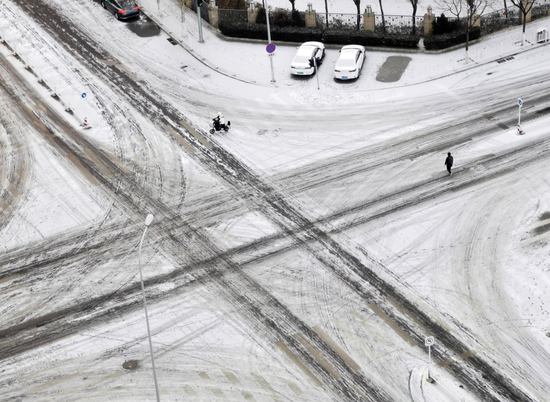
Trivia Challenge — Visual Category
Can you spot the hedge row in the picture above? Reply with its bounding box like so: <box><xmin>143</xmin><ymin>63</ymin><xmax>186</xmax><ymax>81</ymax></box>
<box><xmin>218</xmin><ymin>22</ymin><xmax>419</xmax><ymax>48</ymax></box>
<box><xmin>424</xmin><ymin>27</ymin><xmax>481</xmax><ymax>50</ymax></box>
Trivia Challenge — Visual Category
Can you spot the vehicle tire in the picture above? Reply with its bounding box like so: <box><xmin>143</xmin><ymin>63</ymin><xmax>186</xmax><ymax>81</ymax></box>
<box><xmin>115</xmin><ymin>12</ymin><xmax>120</xmax><ymax>20</ymax></box>
<box><xmin>101</xmin><ymin>0</ymin><xmax>106</xmax><ymax>8</ymax></box>
<box><xmin>224</xmin><ymin>127</ymin><xmax>229</xmax><ymax>132</ymax></box>
<box><xmin>209</xmin><ymin>129</ymin><xmax>215</xmax><ymax>134</ymax></box>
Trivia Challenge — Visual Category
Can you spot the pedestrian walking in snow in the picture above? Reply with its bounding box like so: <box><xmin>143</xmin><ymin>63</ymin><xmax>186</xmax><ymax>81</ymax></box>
<box><xmin>444</xmin><ymin>152</ymin><xmax>453</xmax><ymax>175</ymax></box>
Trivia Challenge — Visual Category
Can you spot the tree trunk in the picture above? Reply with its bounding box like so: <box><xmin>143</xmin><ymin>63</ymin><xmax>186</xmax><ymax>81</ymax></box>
<box><xmin>325</xmin><ymin>0</ymin><xmax>329</xmax><ymax>28</ymax></box>
<box><xmin>504</xmin><ymin>0</ymin><xmax>508</xmax><ymax>18</ymax></box>
<box><xmin>379</xmin><ymin>0</ymin><xmax>386</xmax><ymax>33</ymax></box>
<box><xmin>412</xmin><ymin>5</ymin><xmax>417</xmax><ymax>35</ymax></box>
<box><xmin>521</xmin><ymin>8</ymin><xmax>527</xmax><ymax>47</ymax></box>
<box><xmin>355</xmin><ymin>0</ymin><xmax>361</xmax><ymax>31</ymax></box>
<box><xmin>289</xmin><ymin>0</ymin><xmax>295</xmax><ymax>13</ymax></box>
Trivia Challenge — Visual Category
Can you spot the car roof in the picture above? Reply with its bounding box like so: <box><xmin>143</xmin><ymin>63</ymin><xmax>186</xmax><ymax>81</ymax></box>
<box><xmin>340</xmin><ymin>49</ymin><xmax>359</xmax><ymax>59</ymax></box>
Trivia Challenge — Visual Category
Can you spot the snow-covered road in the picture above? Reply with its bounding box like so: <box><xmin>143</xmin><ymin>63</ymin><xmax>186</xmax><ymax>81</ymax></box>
<box><xmin>1</xmin><ymin>0</ymin><xmax>550</xmax><ymax>401</ymax></box>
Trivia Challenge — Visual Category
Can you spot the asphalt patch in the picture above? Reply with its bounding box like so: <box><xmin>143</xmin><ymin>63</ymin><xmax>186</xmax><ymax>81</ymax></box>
<box><xmin>376</xmin><ymin>56</ymin><xmax>411</xmax><ymax>83</ymax></box>
<box><xmin>126</xmin><ymin>16</ymin><xmax>161</xmax><ymax>38</ymax></box>
<box><xmin>122</xmin><ymin>360</ymin><xmax>139</xmax><ymax>370</ymax></box>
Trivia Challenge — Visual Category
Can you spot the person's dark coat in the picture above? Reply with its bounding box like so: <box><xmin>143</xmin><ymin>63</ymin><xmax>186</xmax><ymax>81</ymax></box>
<box><xmin>445</xmin><ymin>155</ymin><xmax>453</xmax><ymax>167</ymax></box>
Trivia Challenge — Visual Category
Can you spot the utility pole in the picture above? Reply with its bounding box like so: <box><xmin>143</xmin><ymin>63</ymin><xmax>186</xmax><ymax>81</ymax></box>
<box><xmin>196</xmin><ymin>0</ymin><xmax>204</xmax><ymax>43</ymax></box>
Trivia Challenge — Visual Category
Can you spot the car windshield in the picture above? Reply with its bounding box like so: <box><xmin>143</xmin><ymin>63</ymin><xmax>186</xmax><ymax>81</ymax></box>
<box><xmin>118</xmin><ymin>0</ymin><xmax>136</xmax><ymax>8</ymax></box>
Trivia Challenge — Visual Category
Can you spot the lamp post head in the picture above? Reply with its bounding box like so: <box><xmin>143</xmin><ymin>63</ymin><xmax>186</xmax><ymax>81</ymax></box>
<box><xmin>366</xmin><ymin>5</ymin><xmax>372</xmax><ymax>13</ymax></box>
<box><xmin>307</xmin><ymin>3</ymin><xmax>312</xmax><ymax>12</ymax></box>
<box><xmin>427</xmin><ymin>5</ymin><xmax>433</xmax><ymax>15</ymax></box>
<box><xmin>145</xmin><ymin>214</ymin><xmax>154</xmax><ymax>227</ymax></box>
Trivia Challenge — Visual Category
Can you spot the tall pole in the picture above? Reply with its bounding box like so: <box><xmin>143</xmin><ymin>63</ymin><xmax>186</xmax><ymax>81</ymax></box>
<box><xmin>425</xmin><ymin>336</ymin><xmax>435</xmax><ymax>383</ymax></box>
<box><xmin>196</xmin><ymin>0</ymin><xmax>204</xmax><ymax>43</ymax></box>
<box><xmin>181</xmin><ymin>0</ymin><xmax>185</xmax><ymax>39</ymax></box>
<box><xmin>264</xmin><ymin>0</ymin><xmax>275</xmax><ymax>82</ymax></box>
<box><xmin>518</xmin><ymin>98</ymin><xmax>523</xmax><ymax>135</ymax></box>
<box><xmin>138</xmin><ymin>214</ymin><xmax>160</xmax><ymax>402</ymax></box>
<box><xmin>428</xmin><ymin>343</ymin><xmax>432</xmax><ymax>379</ymax></box>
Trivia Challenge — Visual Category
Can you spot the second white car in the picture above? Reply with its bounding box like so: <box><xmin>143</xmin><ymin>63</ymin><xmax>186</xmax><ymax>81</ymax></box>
<box><xmin>334</xmin><ymin>45</ymin><xmax>365</xmax><ymax>80</ymax></box>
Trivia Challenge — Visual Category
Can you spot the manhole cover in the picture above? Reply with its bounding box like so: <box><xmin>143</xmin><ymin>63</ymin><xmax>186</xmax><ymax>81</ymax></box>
<box><xmin>122</xmin><ymin>360</ymin><xmax>139</xmax><ymax>370</ymax></box>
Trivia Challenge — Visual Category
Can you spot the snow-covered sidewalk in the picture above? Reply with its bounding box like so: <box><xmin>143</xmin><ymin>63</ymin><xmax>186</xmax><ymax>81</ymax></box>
<box><xmin>138</xmin><ymin>0</ymin><xmax>550</xmax><ymax>87</ymax></box>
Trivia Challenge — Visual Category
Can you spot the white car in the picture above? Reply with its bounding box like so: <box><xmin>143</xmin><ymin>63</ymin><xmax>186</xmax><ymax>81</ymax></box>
<box><xmin>290</xmin><ymin>41</ymin><xmax>325</xmax><ymax>76</ymax></box>
<box><xmin>334</xmin><ymin>45</ymin><xmax>365</xmax><ymax>80</ymax></box>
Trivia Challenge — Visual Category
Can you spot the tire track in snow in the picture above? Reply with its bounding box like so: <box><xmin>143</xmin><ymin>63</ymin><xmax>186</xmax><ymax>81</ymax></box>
<box><xmin>4</xmin><ymin>1</ymin><xmax>546</xmax><ymax>400</ymax></box>
<box><xmin>0</xmin><ymin>46</ymin><xmax>388</xmax><ymax>402</ymax></box>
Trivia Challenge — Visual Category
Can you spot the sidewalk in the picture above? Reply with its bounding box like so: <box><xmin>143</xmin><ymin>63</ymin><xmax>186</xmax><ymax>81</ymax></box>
<box><xmin>138</xmin><ymin>0</ymin><xmax>550</xmax><ymax>88</ymax></box>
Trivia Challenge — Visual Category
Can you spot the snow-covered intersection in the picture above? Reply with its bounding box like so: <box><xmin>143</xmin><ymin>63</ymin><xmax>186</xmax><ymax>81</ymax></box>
<box><xmin>1</xmin><ymin>0</ymin><xmax>550</xmax><ymax>401</ymax></box>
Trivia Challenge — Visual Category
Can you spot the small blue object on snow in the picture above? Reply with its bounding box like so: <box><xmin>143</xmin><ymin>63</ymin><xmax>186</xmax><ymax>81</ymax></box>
<box><xmin>82</xmin><ymin>93</ymin><xmax>87</xmax><ymax>98</ymax></box>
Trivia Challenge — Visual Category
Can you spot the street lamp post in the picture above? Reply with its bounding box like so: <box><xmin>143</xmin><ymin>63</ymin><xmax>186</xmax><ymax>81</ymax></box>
<box><xmin>138</xmin><ymin>214</ymin><xmax>160</xmax><ymax>402</ymax></box>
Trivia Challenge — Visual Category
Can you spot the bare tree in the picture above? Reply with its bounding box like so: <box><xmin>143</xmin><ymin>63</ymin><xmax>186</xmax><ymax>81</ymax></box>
<box><xmin>464</xmin><ymin>0</ymin><xmax>493</xmax><ymax>63</ymax></box>
<box><xmin>407</xmin><ymin>0</ymin><xmax>419</xmax><ymax>35</ymax></box>
<box><xmin>353</xmin><ymin>0</ymin><xmax>361</xmax><ymax>30</ymax></box>
<box><xmin>436</xmin><ymin>0</ymin><xmax>463</xmax><ymax>20</ymax></box>
<box><xmin>379</xmin><ymin>0</ymin><xmax>386</xmax><ymax>33</ymax></box>
<box><xmin>510</xmin><ymin>0</ymin><xmax>536</xmax><ymax>45</ymax></box>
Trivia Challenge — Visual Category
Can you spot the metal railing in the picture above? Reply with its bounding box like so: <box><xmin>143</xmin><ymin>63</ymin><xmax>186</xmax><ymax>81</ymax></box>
<box><xmin>214</xmin><ymin>3</ymin><xmax>550</xmax><ymax>37</ymax></box>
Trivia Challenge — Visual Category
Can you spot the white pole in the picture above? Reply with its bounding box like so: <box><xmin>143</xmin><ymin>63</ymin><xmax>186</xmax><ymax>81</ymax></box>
<box><xmin>428</xmin><ymin>344</ymin><xmax>432</xmax><ymax>378</ymax></box>
<box><xmin>138</xmin><ymin>214</ymin><xmax>160</xmax><ymax>402</ymax></box>
<box><xmin>196</xmin><ymin>0</ymin><xmax>204</xmax><ymax>43</ymax></box>
<box><xmin>518</xmin><ymin>103</ymin><xmax>522</xmax><ymax>134</ymax></box>
<box><xmin>264</xmin><ymin>0</ymin><xmax>276</xmax><ymax>83</ymax></box>
<box><xmin>181</xmin><ymin>1</ymin><xmax>185</xmax><ymax>40</ymax></box>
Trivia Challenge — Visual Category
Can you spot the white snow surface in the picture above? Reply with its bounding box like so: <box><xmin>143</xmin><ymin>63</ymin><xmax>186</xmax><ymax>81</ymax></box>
<box><xmin>0</xmin><ymin>0</ymin><xmax>550</xmax><ymax>401</ymax></box>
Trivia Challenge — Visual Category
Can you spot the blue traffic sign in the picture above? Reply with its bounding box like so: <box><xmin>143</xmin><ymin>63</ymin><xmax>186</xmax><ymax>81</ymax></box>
<box><xmin>266</xmin><ymin>43</ymin><xmax>276</xmax><ymax>53</ymax></box>
<box><xmin>518</xmin><ymin>98</ymin><xmax>523</xmax><ymax>107</ymax></box>
<box><xmin>82</xmin><ymin>93</ymin><xmax>87</xmax><ymax>98</ymax></box>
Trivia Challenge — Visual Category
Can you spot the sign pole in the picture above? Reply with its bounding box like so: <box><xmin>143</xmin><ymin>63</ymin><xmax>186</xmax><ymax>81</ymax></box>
<box><xmin>81</xmin><ymin>92</ymin><xmax>88</xmax><ymax>127</ymax></box>
<box><xmin>517</xmin><ymin>98</ymin><xmax>524</xmax><ymax>134</ymax></box>
<box><xmin>425</xmin><ymin>336</ymin><xmax>435</xmax><ymax>383</ymax></box>
<box><xmin>264</xmin><ymin>0</ymin><xmax>275</xmax><ymax>83</ymax></box>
